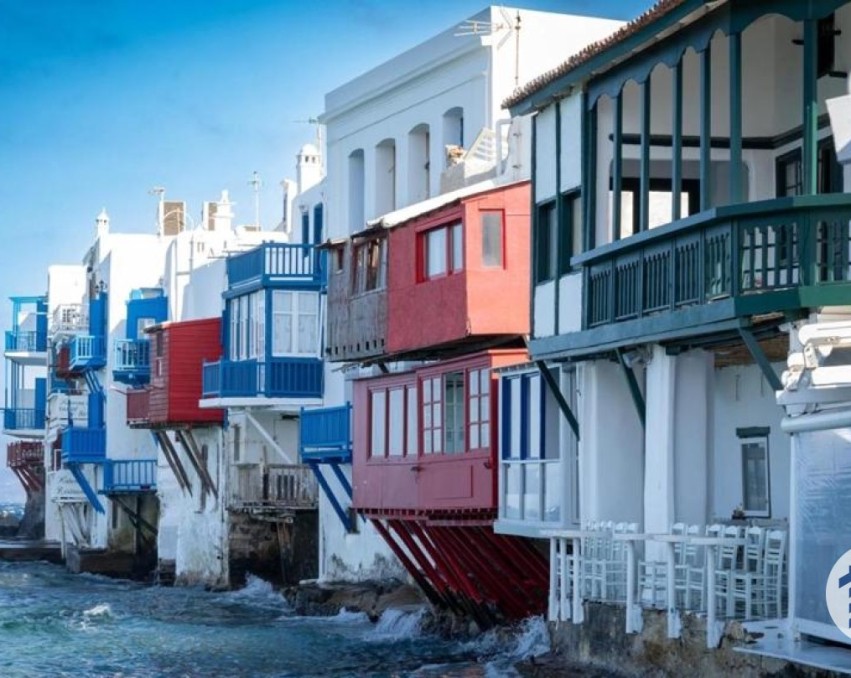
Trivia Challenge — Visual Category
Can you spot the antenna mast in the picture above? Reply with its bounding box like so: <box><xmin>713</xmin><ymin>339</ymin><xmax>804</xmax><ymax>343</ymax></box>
<box><xmin>249</xmin><ymin>171</ymin><xmax>262</xmax><ymax>228</ymax></box>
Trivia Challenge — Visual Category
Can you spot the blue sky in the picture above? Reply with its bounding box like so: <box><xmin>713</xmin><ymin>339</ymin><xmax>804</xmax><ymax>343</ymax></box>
<box><xmin>0</xmin><ymin>0</ymin><xmax>647</xmax><ymax>501</ymax></box>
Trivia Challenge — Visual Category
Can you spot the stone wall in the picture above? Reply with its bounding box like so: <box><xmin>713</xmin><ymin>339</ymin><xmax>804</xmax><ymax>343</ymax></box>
<box><xmin>17</xmin><ymin>489</ymin><xmax>44</xmax><ymax>539</ymax></box>
<box><xmin>228</xmin><ymin>509</ymin><xmax>318</xmax><ymax>587</ymax></box>
<box><xmin>547</xmin><ymin>604</ymin><xmax>829</xmax><ymax>677</ymax></box>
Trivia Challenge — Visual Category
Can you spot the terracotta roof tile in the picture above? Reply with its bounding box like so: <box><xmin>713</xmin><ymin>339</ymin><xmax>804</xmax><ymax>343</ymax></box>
<box><xmin>504</xmin><ymin>0</ymin><xmax>688</xmax><ymax>109</ymax></box>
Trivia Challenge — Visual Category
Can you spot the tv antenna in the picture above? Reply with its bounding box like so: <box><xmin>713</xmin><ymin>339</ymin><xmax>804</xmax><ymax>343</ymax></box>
<box><xmin>292</xmin><ymin>117</ymin><xmax>324</xmax><ymax>167</ymax></box>
<box><xmin>456</xmin><ymin>8</ymin><xmax>522</xmax><ymax>87</ymax></box>
<box><xmin>248</xmin><ymin>171</ymin><xmax>262</xmax><ymax>228</ymax></box>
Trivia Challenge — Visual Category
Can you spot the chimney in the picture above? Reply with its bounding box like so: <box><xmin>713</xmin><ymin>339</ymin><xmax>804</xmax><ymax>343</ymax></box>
<box><xmin>95</xmin><ymin>208</ymin><xmax>110</xmax><ymax>238</ymax></box>
<box><xmin>211</xmin><ymin>190</ymin><xmax>234</xmax><ymax>232</ymax></box>
<box><xmin>296</xmin><ymin>143</ymin><xmax>322</xmax><ymax>194</ymax></box>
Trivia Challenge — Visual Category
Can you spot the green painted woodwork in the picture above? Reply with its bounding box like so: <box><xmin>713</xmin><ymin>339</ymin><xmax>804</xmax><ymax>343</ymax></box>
<box><xmin>729</xmin><ymin>31</ymin><xmax>743</xmax><ymax>205</ymax></box>
<box><xmin>700</xmin><ymin>44</ymin><xmax>712</xmax><ymax>212</ymax></box>
<box><xmin>615</xmin><ymin>348</ymin><xmax>646</xmax><ymax>429</ymax></box>
<box><xmin>672</xmin><ymin>59</ymin><xmax>683</xmax><ymax>221</ymax></box>
<box><xmin>802</xmin><ymin>18</ymin><xmax>818</xmax><ymax>195</ymax></box>
<box><xmin>612</xmin><ymin>91</ymin><xmax>623</xmax><ymax>242</ymax></box>
<box><xmin>536</xmin><ymin>360</ymin><xmax>580</xmax><ymax>440</ymax></box>
<box><xmin>536</xmin><ymin>196</ymin><xmax>851</xmax><ymax>359</ymax></box>
<box><xmin>738</xmin><ymin>327</ymin><xmax>783</xmax><ymax>392</ymax></box>
<box><xmin>640</xmin><ymin>78</ymin><xmax>651</xmax><ymax>233</ymax></box>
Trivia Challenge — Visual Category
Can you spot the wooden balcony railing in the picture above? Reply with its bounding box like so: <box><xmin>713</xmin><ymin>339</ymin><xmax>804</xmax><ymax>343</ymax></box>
<box><xmin>299</xmin><ymin>404</ymin><xmax>352</xmax><ymax>462</ymax></box>
<box><xmin>579</xmin><ymin>195</ymin><xmax>851</xmax><ymax>330</ymax></box>
<box><xmin>231</xmin><ymin>464</ymin><xmax>318</xmax><ymax>511</ymax></box>
<box><xmin>227</xmin><ymin>243</ymin><xmax>326</xmax><ymax>290</ymax></box>
<box><xmin>70</xmin><ymin>335</ymin><xmax>106</xmax><ymax>370</ymax></box>
<box><xmin>60</xmin><ymin>426</ymin><xmax>106</xmax><ymax>463</ymax></box>
<box><xmin>7</xmin><ymin>441</ymin><xmax>43</xmax><ymax>469</ymax></box>
<box><xmin>202</xmin><ymin>357</ymin><xmax>323</xmax><ymax>399</ymax></box>
<box><xmin>102</xmin><ymin>459</ymin><xmax>156</xmax><ymax>493</ymax></box>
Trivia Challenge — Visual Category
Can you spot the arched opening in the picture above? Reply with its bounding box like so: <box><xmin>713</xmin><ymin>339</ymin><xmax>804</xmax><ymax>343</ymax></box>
<box><xmin>348</xmin><ymin>149</ymin><xmax>365</xmax><ymax>229</ymax></box>
<box><xmin>408</xmin><ymin>123</ymin><xmax>430</xmax><ymax>204</ymax></box>
<box><xmin>374</xmin><ymin>138</ymin><xmax>396</xmax><ymax>216</ymax></box>
<box><xmin>442</xmin><ymin>107</ymin><xmax>464</xmax><ymax>166</ymax></box>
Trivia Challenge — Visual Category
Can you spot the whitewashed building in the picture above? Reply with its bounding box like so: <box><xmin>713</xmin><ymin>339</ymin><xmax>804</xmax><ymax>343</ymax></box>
<box><xmin>308</xmin><ymin>6</ymin><xmax>625</xmax><ymax>583</ymax></box>
<box><xmin>499</xmin><ymin>0</ymin><xmax>851</xmax><ymax>668</ymax></box>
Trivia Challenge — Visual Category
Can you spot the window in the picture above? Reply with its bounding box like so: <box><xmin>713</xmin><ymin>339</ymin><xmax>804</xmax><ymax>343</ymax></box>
<box><xmin>388</xmin><ymin>388</ymin><xmax>404</xmax><ymax>457</ymax></box>
<box><xmin>421</xmin><ymin>222</ymin><xmax>462</xmax><ymax>280</ymax></box>
<box><xmin>250</xmin><ymin>291</ymin><xmax>265</xmax><ymax>359</ymax></box>
<box><xmin>738</xmin><ymin>427</ymin><xmax>770</xmax><ymax>517</ymax></box>
<box><xmin>776</xmin><ymin>150</ymin><xmax>803</xmax><ymax>198</ymax></box>
<box><xmin>229</xmin><ymin>300</ymin><xmax>239</xmax><ymax>360</ymax></box>
<box><xmin>370</xmin><ymin>390</ymin><xmax>386</xmax><ymax>457</ymax></box>
<box><xmin>614</xmin><ymin>178</ymin><xmax>698</xmax><ymax>238</ymax></box>
<box><xmin>535</xmin><ymin>201</ymin><xmax>557</xmax><ymax>283</ymax></box>
<box><xmin>136</xmin><ymin>317</ymin><xmax>156</xmax><ymax>338</ymax></box>
<box><xmin>443</xmin><ymin>372</ymin><xmax>465</xmax><ymax>454</ymax></box>
<box><xmin>301</xmin><ymin>211</ymin><xmax>310</xmax><ymax>246</ymax></box>
<box><xmin>468</xmin><ymin>368</ymin><xmax>490</xmax><ymax>449</ymax></box>
<box><xmin>271</xmin><ymin>291</ymin><xmax>319</xmax><ymax>356</ymax></box>
<box><xmin>422</xmin><ymin>377</ymin><xmax>442</xmax><ymax>454</ymax></box>
<box><xmin>312</xmin><ymin>204</ymin><xmax>323</xmax><ymax>244</ymax></box>
<box><xmin>334</xmin><ymin>247</ymin><xmax>344</xmax><ymax>274</ymax></box>
<box><xmin>238</xmin><ymin>296</ymin><xmax>248</xmax><ymax>360</ymax></box>
<box><xmin>558</xmin><ymin>191</ymin><xmax>582</xmax><ymax>274</ymax></box>
<box><xmin>481</xmin><ymin>212</ymin><xmax>503</xmax><ymax>268</ymax></box>
<box><xmin>353</xmin><ymin>238</ymin><xmax>386</xmax><ymax>294</ymax></box>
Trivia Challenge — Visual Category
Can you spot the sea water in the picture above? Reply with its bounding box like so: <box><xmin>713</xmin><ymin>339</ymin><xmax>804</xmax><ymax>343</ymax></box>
<box><xmin>0</xmin><ymin>561</ymin><xmax>550</xmax><ymax>677</ymax></box>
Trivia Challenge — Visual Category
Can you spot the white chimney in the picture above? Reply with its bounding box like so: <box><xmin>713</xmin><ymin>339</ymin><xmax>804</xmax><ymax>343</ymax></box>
<box><xmin>95</xmin><ymin>208</ymin><xmax>110</xmax><ymax>238</ymax></box>
<box><xmin>296</xmin><ymin>143</ymin><xmax>322</xmax><ymax>194</ymax></box>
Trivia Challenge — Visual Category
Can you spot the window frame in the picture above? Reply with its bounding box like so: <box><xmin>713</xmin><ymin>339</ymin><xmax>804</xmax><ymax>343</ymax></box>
<box><xmin>738</xmin><ymin>427</ymin><xmax>771</xmax><ymax>518</ymax></box>
<box><xmin>352</xmin><ymin>237</ymin><xmax>386</xmax><ymax>294</ymax></box>
<box><xmin>534</xmin><ymin>200</ymin><xmax>557</xmax><ymax>284</ymax></box>
<box><xmin>271</xmin><ymin>290</ymin><xmax>320</xmax><ymax>358</ymax></box>
<box><xmin>419</xmin><ymin>221</ymin><xmax>464</xmax><ymax>282</ymax></box>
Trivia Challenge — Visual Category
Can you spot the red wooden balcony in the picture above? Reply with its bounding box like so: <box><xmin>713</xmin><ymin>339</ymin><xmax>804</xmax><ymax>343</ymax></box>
<box><xmin>327</xmin><ymin>181</ymin><xmax>531</xmax><ymax>363</ymax></box>
<box><xmin>352</xmin><ymin>349</ymin><xmax>526</xmax><ymax>515</ymax></box>
<box><xmin>126</xmin><ymin>318</ymin><xmax>223</xmax><ymax>428</ymax></box>
<box><xmin>6</xmin><ymin>441</ymin><xmax>44</xmax><ymax>495</ymax></box>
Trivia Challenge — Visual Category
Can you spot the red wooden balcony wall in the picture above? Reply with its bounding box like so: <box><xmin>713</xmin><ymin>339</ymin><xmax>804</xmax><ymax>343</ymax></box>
<box><xmin>352</xmin><ymin>349</ymin><xmax>526</xmax><ymax>513</ymax></box>
<box><xmin>386</xmin><ymin>182</ymin><xmax>530</xmax><ymax>356</ymax></box>
<box><xmin>145</xmin><ymin>318</ymin><xmax>224</xmax><ymax>426</ymax></box>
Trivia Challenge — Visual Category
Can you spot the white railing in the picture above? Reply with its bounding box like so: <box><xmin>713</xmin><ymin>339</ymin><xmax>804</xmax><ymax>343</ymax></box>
<box><xmin>231</xmin><ymin>464</ymin><xmax>318</xmax><ymax>511</ymax></box>
<box><xmin>545</xmin><ymin>521</ymin><xmax>789</xmax><ymax>648</ymax></box>
<box><xmin>51</xmin><ymin>304</ymin><xmax>87</xmax><ymax>335</ymax></box>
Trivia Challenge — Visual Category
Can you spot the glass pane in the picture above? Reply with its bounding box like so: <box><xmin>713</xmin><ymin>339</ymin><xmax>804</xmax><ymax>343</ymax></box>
<box><xmin>370</xmin><ymin>391</ymin><xmax>386</xmax><ymax>458</ymax></box>
<box><xmin>480</xmin><ymin>369</ymin><xmax>490</xmax><ymax>396</ymax></box>
<box><xmin>433</xmin><ymin>428</ymin><xmax>442</xmax><ymax>453</ymax></box>
<box><xmin>297</xmin><ymin>314</ymin><xmax>317</xmax><ymax>355</ymax></box>
<box><xmin>469</xmin><ymin>397</ymin><xmax>479</xmax><ymax>424</ymax></box>
<box><xmin>481</xmin><ymin>422</ymin><xmax>490</xmax><ymax>449</ymax></box>
<box><xmin>470</xmin><ymin>370</ymin><xmax>479</xmax><ymax>396</ymax></box>
<box><xmin>406</xmin><ymin>386</ymin><xmax>418</xmax><ymax>456</ymax></box>
<box><xmin>505</xmin><ymin>463</ymin><xmax>521</xmax><ymax>520</ymax></box>
<box><xmin>298</xmin><ymin>292</ymin><xmax>318</xmax><ymax>313</ymax></box>
<box><xmin>528</xmin><ymin>375</ymin><xmax>541</xmax><ymax>459</ymax></box>
<box><xmin>427</xmin><ymin>228</ymin><xmax>447</xmax><ymax>278</ymax></box>
<box><xmin>510</xmin><ymin>379</ymin><xmax>521</xmax><ymax>458</ymax></box>
<box><xmin>544</xmin><ymin>461</ymin><xmax>562</xmax><ymax>522</ymax></box>
<box><xmin>452</xmin><ymin>223</ymin><xmax>463</xmax><ymax>272</ymax></box>
<box><xmin>524</xmin><ymin>464</ymin><xmax>541</xmax><ymax>521</ymax></box>
<box><xmin>482</xmin><ymin>212</ymin><xmax>503</xmax><ymax>267</ymax></box>
<box><xmin>470</xmin><ymin>424</ymin><xmax>479</xmax><ymax>449</ymax></box>
<box><xmin>444</xmin><ymin>372</ymin><xmax>464</xmax><ymax>453</ymax></box>
<box><xmin>422</xmin><ymin>378</ymin><xmax>431</xmax><ymax>404</ymax></box>
<box><xmin>742</xmin><ymin>441</ymin><xmax>769</xmax><ymax>513</ymax></box>
<box><xmin>273</xmin><ymin>290</ymin><xmax>292</xmax><ymax>312</ymax></box>
<box><xmin>388</xmin><ymin>389</ymin><xmax>404</xmax><ymax>456</ymax></box>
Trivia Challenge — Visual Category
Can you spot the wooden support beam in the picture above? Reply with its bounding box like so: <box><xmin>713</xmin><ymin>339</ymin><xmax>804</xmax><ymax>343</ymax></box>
<box><xmin>372</xmin><ymin>519</ymin><xmax>444</xmax><ymax>608</ymax></box>
<box><xmin>802</xmin><ymin>18</ymin><xmax>818</xmax><ymax>195</ymax></box>
<box><xmin>672</xmin><ymin>59</ymin><xmax>683</xmax><ymax>221</ymax></box>
<box><xmin>244</xmin><ymin>410</ymin><xmax>295</xmax><ymax>465</ymax></box>
<box><xmin>640</xmin><ymin>77</ymin><xmax>651</xmax><ymax>233</ymax></box>
<box><xmin>612</xmin><ymin>91</ymin><xmax>623</xmax><ymax>241</ymax></box>
<box><xmin>153</xmin><ymin>431</ymin><xmax>192</xmax><ymax>496</ymax></box>
<box><xmin>700</xmin><ymin>45</ymin><xmax>712</xmax><ymax>211</ymax></box>
<box><xmin>174</xmin><ymin>429</ymin><xmax>218</xmax><ymax>499</ymax></box>
<box><xmin>535</xmin><ymin>360</ymin><xmax>580</xmax><ymax>440</ymax></box>
<box><xmin>737</xmin><ymin>327</ymin><xmax>783</xmax><ymax>392</ymax></box>
<box><xmin>729</xmin><ymin>31</ymin><xmax>743</xmax><ymax>204</ymax></box>
<box><xmin>615</xmin><ymin>348</ymin><xmax>646</xmax><ymax>428</ymax></box>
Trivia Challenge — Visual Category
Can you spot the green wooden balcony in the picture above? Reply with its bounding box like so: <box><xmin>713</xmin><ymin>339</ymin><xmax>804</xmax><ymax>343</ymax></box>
<box><xmin>537</xmin><ymin>195</ymin><xmax>851</xmax><ymax>358</ymax></box>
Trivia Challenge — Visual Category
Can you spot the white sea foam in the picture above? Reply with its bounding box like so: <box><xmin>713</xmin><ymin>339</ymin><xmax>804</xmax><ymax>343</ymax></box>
<box><xmin>366</xmin><ymin>607</ymin><xmax>425</xmax><ymax>641</ymax></box>
<box><xmin>328</xmin><ymin>608</ymin><xmax>370</xmax><ymax>623</ymax></box>
<box><xmin>83</xmin><ymin>603</ymin><xmax>113</xmax><ymax>618</ymax></box>
<box><xmin>223</xmin><ymin>575</ymin><xmax>290</xmax><ymax>611</ymax></box>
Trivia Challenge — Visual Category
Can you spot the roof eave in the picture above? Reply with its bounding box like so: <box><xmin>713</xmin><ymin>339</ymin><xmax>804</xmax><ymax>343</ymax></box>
<box><xmin>507</xmin><ymin>0</ymin><xmax>709</xmax><ymax>116</ymax></box>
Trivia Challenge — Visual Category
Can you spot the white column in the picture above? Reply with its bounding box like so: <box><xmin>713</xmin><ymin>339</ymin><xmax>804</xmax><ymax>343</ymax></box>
<box><xmin>644</xmin><ymin>345</ymin><xmax>676</xmax><ymax>548</ymax></box>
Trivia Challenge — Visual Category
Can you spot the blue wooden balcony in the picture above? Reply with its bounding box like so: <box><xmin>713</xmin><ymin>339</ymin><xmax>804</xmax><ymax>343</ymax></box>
<box><xmin>113</xmin><ymin>339</ymin><xmax>151</xmax><ymax>385</ymax></box>
<box><xmin>5</xmin><ymin>330</ymin><xmax>47</xmax><ymax>353</ymax></box>
<box><xmin>70</xmin><ymin>335</ymin><xmax>106</xmax><ymax>370</ymax></box>
<box><xmin>3</xmin><ymin>408</ymin><xmax>44</xmax><ymax>432</ymax></box>
<box><xmin>299</xmin><ymin>404</ymin><xmax>352</xmax><ymax>463</ymax></box>
<box><xmin>101</xmin><ymin>459</ymin><xmax>156</xmax><ymax>494</ymax></box>
<box><xmin>202</xmin><ymin>357</ymin><xmax>323</xmax><ymax>399</ymax></box>
<box><xmin>226</xmin><ymin>243</ymin><xmax>326</xmax><ymax>294</ymax></box>
<box><xmin>60</xmin><ymin>426</ymin><xmax>106</xmax><ymax>463</ymax></box>
<box><xmin>536</xmin><ymin>195</ymin><xmax>851</xmax><ymax>358</ymax></box>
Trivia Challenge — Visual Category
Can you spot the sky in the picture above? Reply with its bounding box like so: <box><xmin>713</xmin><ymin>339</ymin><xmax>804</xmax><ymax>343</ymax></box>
<box><xmin>0</xmin><ymin>0</ymin><xmax>648</xmax><ymax>502</ymax></box>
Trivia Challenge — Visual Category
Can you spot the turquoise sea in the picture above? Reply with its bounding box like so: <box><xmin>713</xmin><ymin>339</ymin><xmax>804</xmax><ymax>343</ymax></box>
<box><xmin>0</xmin><ymin>560</ymin><xmax>551</xmax><ymax>677</ymax></box>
